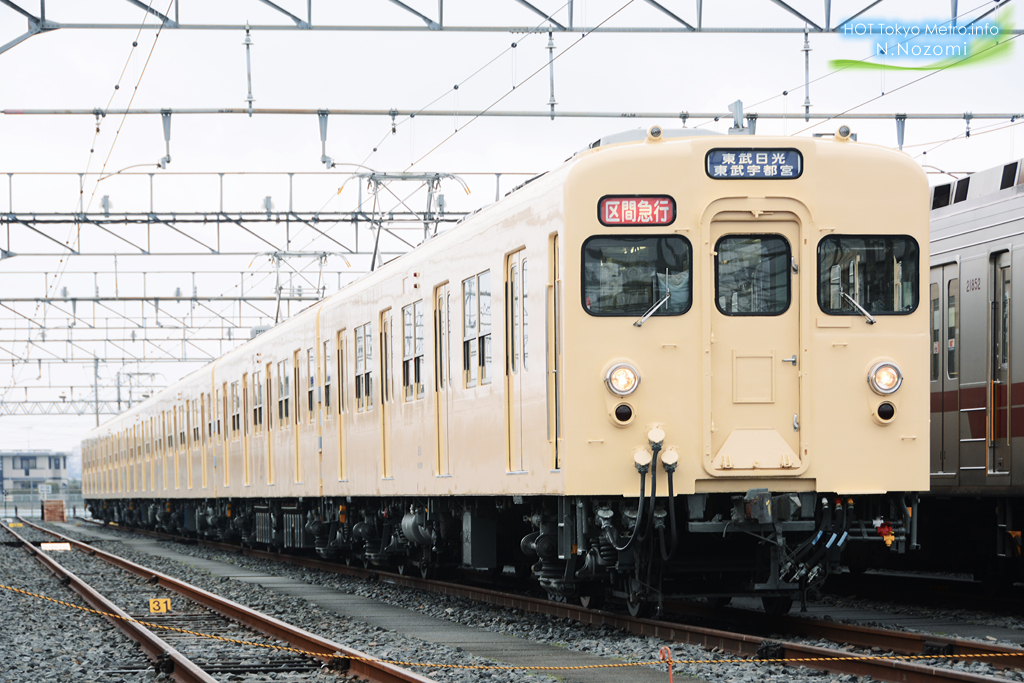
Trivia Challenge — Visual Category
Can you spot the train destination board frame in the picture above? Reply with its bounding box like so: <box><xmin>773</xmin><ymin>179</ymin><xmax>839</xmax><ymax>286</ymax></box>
<box><xmin>598</xmin><ymin>195</ymin><xmax>676</xmax><ymax>226</ymax></box>
<box><xmin>706</xmin><ymin>149</ymin><xmax>803</xmax><ymax>179</ymax></box>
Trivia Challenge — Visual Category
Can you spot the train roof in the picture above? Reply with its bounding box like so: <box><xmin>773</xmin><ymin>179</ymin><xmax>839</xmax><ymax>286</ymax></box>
<box><xmin>930</xmin><ymin>158</ymin><xmax>1024</xmax><ymax>214</ymax></box>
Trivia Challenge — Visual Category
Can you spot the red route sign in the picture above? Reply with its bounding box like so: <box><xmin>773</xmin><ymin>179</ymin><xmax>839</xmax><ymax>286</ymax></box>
<box><xmin>599</xmin><ymin>195</ymin><xmax>675</xmax><ymax>226</ymax></box>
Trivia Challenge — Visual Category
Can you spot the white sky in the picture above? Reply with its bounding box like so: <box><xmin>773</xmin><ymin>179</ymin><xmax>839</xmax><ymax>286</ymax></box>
<box><xmin>1</xmin><ymin>0</ymin><xmax>1022</xmax><ymax>465</ymax></box>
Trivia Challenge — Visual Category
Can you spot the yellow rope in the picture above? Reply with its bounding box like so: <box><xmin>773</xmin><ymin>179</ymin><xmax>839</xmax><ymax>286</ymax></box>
<box><xmin>2</xmin><ymin>582</ymin><xmax>1022</xmax><ymax>671</ymax></box>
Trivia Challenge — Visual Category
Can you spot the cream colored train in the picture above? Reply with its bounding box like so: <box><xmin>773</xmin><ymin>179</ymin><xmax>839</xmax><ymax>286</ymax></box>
<box><xmin>84</xmin><ymin>125</ymin><xmax>930</xmax><ymax>615</ymax></box>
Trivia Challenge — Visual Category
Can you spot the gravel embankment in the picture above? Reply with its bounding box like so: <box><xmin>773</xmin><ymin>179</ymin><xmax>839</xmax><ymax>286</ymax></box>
<box><xmin>45</xmin><ymin>520</ymin><xmax>1024</xmax><ymax>683</ymax></box>
<box><xmin>0</xmin><ymin>524</ymin><xmax>156</xmax><ymax>683</ymax></box>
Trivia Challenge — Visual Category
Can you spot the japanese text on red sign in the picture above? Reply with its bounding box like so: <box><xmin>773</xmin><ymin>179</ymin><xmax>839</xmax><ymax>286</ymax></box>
<box><xmin>599</xmin><ymin>196</ymin><xmax>675</xmax><ymax>226</ymax></box>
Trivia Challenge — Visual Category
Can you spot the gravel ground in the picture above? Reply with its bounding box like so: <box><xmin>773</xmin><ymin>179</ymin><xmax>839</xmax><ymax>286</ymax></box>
<box><xmin>0</xmin><ymin>523</ymin><xmax>157</xmax><ymax>683</ymax></box>
<box><xmin>39</xmin><ymin>519</ymin><xmax>1024</xmax><ymax>683</ymax></box>
<box><xmin>815</xmin><ymin>590</ymin><xmax>1024</xmax><ymax>635</ymax></box>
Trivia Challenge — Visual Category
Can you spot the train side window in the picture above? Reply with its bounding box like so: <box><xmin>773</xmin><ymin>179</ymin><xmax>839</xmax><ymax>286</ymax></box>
<box><xmin>930</xmin><ymin>283</ymin><xmax>940</xmax><ymax>382</ymax></box>
<box><xmin>265</xmin><ymin>368</ymin><xmax>273</xmax><ymax>430</ymax></box>
<box><xmin>1000</xmin><ymin>267</ymin><xmax>1011</xmax><ymax>367</ymax></box>
<box><xmin>231</xmin><ymin>381</ymin><xmax>241</xmax><ymax>437</ymax></box>
<box><xmin>277</xmin><ymin>359</ymin><xmax>291</xmax><ymax>425</ymax></box>
<box><xmin>463</xmin><ymin>271</ymin><xmax>492</xmax><ymax>387</ymax></box>
<box><xmin>205</xmin><ymin>393</ymin><xmax>213</xmax><ymax>440</ymax></box>
<box><xmin>511</xmin><ymin>263</ymin><xmax>519</xmax><ymax>374</ymax></box>
<box><xmin>947</xmin><ymin>278</ymin><xmax>959</xmax><ymax>378</ymax></box>
<box><xmin>480</xmin><ymin>272</ymin><xmax>492</xmax><ymax>385</ymax></box>
<box><xmin>522</xmin><ymin>260</ymin><xmax>529</xmax><ymax>371</ymax></box>
<box><xmin>463</xmin><ymin>276</ymin><xmax>478</xmax><ymax>387</ymax></box>
<box><xmin>307</xmin><ymin>348</ymin><xmax>316</xmax><ymax>420</ymax></box>
<box><xmin>337</xmin><ymin>332</ymin><xmax>346</xmax><ymax>414</ymax></box>
<box><xmin>178</xmin><ymin>405</ymin><xmax>186</xmax><ymax>448</ymax></box>
<box><xmin>253</xmin><ymin>370</ymin><xmax>263</xmax><ymax>433</ymax></box>
<box><xmin>323</xmin><ymin>339</ymin><xmax>332</xmax><ymax>412</ymax></box>
<box><xmin>403</xmin><ymin>301</ymin><xmax>426</xmax><ymax>401</ymax></box>
<box><xmin>193</xmin><ymin>399</ymin><xmax>200</xmax><ymax>444</ymax></box>
<box><xmin>716</xmin><ymin>234</ymin><xmax>789</xmax><ymax>315</ymax></box>
<box><xmin>582</xmin><ymin>235</ymin><xmax>691</xmax><ymax>316</ymax></box>
<box><xmin>817</xmin><ymin>235</ymin><xmax>919</xmax><ymax>315</ymax></box>
<box><xmin>414</xmin><ymin>301</ymin><xmax>425</xmax><ymax>398</ymax></box>
<box><xmin>355</xmin><ymin>323</ymin><xmax>373</xmax><ymax>412</ymax></box>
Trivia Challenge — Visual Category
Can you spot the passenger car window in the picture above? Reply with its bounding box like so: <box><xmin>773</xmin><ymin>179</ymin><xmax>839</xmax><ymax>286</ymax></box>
<box><xmin>582</xmin><ymin>235</ymin><xmax>692</xmax><ymax>316</ymax></box>
<box><xmin>715</xmin><ymin>234</ymin><xmax>790</xmax><ymax>315</ymax></box>
<box><xmin>817</xmin><ymin>235</ymin><xmax>919</xmax><ymax>315</ymax></box>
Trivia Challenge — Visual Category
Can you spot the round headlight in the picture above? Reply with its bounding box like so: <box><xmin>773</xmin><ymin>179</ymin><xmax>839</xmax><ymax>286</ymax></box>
<box><xmin>606</xmin><ymin>363</ymin><xmax>640</xmax><ymax>396</ymax></box>
<box><xmin>868</xmin><ymin>362</ymin><xmax>902</xmax><ymax>395</ymax></box>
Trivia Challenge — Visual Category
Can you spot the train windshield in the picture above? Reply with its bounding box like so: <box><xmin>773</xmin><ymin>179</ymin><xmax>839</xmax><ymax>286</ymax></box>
<box><xmin>817</xmin><ymin>235</ymin><xmax>919</xmax><ymax>315</ymax></box>
<box><xmin>582</xmin><ymin>235</ymin><xmax>692</xmax><ymax>316</ymax></box>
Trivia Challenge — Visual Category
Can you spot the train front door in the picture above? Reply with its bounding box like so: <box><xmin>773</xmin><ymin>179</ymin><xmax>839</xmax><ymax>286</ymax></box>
<box><xmin>930</xmin><ymin>265</ymin><xmax>960</xmax><ymax>482</ymax></box>
<box><xmin>990</xmin><ymin>252</ymin><xmax>1011</xmax><ymax>478</ymax></box>
<box><xmin>709</xmin><ymin>220</ymin><xmax>801</xmax><ymax>473</ymax></box>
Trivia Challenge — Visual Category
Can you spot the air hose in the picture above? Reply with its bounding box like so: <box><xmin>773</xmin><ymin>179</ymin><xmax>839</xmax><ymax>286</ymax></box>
<box><xmin>612</xmin><ymin>450</ymin><xmax>652</xmax><ymax>552</ymax></box>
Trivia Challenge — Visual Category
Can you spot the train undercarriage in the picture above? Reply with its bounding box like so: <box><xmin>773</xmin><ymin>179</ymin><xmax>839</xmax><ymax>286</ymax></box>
<box><xmin>88</xmin><ymin>487</ymin><xmax>916</xmax><ymax>616</ymax></box>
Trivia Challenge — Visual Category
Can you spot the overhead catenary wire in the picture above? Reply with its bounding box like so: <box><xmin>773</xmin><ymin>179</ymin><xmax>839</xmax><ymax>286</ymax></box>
<box><xmin>407</xmin><ymin>0</ymin><xmax>647</xmax><ymax>170</ymax></box>
<box><xmin>788</xmin><ymin>31</ymin><xmax>1022</xmax><ymax>138</ymax></box>
<box><xmin>1</xmin><ymin>0</ymin><xmax>175</xmax><ymax>406</ymax></box>
<box><xmin>358</xmin><ymin>1</ymin><xmax>572</xmax><ymax>168</ymax></box>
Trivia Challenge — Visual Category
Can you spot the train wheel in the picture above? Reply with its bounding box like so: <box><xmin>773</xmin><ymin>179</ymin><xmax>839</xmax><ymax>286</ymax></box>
<box><xmin>626</xmin><ymin>593</ymin><xmax>654</xmax><ymax>618</ymax></box>
<box><xmin>625</xmin><ymin>578</ymin><xmax>653</xmax><ymax>618</ymax></box>
<box><xmin>760</xmin><ymin>596</ymin><xmax>794</xmax><ymax>616</ymax></box>
<box><xmin>419</xmin><ymin>564</ymin><xmax>435</xmax><ymax>580</ymax></box>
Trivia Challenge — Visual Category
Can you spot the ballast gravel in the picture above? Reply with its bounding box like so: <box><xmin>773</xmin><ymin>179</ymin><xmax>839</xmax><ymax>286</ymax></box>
<box><xmin>0</xmin><ymin>525</ymin><xmax>156</xmax><ymax>683</ymax></box>
<box><xmin>38</xmin><ymin>519</ymin><xmax>1024</xmax><ymax>683</ymax></box>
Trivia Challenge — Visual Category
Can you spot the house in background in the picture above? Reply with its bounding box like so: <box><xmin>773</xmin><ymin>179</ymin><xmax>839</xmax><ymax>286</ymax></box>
<box><xmin>0</xmin><ymin>450</ymin><xmax>71</xmax><ymax>497</ymax></box>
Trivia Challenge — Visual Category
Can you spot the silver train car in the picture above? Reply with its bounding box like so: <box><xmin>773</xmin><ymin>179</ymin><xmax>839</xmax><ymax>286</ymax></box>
<box><xmin>920</xmin><ymin>158</ymin><xmax>1024</xmax><ymax>585</ymax></box>
<box><xmin>84</xmin><ymin>126</ymin><xmax>930</xmax><ymax>615</ymax></box>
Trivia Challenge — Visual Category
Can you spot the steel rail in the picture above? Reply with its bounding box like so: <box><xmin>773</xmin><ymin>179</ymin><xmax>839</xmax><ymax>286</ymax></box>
<box><xmin>74</xmin><ymin>518</ymin><xmax>1023</xmax><ymax>683</ymax></box>
<box><xmin>664</xmin><ymin>599</ymin><xmax>1024</xmax><ymax>669</ymax></box>
<box><xmin>1</xmin><ymin>522</ymin><xmax>217</xmax><ymax>683</ymax></box>
<box><xmin>21</xmin><ymin>518</ymin><xmax>434</xmax><ymax>683</ymax></box>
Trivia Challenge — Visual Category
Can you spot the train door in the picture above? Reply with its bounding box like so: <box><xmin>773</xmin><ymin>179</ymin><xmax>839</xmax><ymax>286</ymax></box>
<box><xmin>242</xmin><ymin>373</ymin><xmax>251</xmax><ymax>486</ymax></box>
<box><xmin>931</xmin><ymin>266</ymin><xmax>960</xmax><ymax>479</ymax></box>
<box><xmin>380</xmin><ymin>309</ymin><xmax>393</xmax><ymax>479</ymax></box>
<box><xmin>549</xmin><ymin>234</ymin><xmax>562</xmax><ymax>470</ymax></box>
<box><xmin>709</xmin><ymin>221</ymin><xmax>800</xmax><ymax>471</ymax></box>
<box><xmin>990</xmin><ymin>252</ymin><xmax>1011</xmax><ymax>477</ymax></box>
<box><xmin>506</xmin><ymin>250</ymin><xmax>527</xmax><ymax>472</ymax></box>
<box><xmin>434</xmin><ymin>284</ymin><xmax>452</xmax><ymax>476</ymax></box>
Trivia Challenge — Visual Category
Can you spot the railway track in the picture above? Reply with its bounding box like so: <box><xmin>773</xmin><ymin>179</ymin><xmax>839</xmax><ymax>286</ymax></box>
<box><xmin>2</xmin><ymin>518</ymin><xmax>434</xmax><ymax>683</ymax></box>
<box><xmin>66</xmin><ymin>517</ymin><xmax>1024</xmax><ymax>683</ymax></box>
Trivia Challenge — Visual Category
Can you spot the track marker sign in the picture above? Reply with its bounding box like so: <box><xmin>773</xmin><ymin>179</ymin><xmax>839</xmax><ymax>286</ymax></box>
<box><xmin>149</xmin><ymin>598</ymin><xmax>172</xmax><ymax>613</ymax></box>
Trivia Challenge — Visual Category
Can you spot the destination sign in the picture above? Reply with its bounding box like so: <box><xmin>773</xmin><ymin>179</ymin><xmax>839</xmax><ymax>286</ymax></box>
<box><xmin>706</xmin><ymin>149</ymin><xmax>803</xmax><ymax>179</ymax></box>
<box><xmin>598</xmin><ymin>195</ymin><xmax>675</xmax><ymax>226</ymax></box>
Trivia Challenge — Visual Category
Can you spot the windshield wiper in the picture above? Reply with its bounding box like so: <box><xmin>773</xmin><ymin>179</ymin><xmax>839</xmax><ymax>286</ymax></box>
<box><xmin>840</xmin><ymin>290</ymin><xmax>876</xmax><ymax>325</ymax></box>
<box><xmin>634</xmin><ymin>269</ymin><xmax>670</xmax><ymax>327</ymax></box>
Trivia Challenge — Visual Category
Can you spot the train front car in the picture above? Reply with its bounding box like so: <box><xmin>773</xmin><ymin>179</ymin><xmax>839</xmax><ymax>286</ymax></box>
<box><xmin>551</xmin><ymin>127</ymin><xmax>930</xmax><ymax>614</ymax></box>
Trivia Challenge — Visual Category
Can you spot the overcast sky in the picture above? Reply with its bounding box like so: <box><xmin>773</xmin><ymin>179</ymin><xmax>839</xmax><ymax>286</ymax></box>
<box><xmin>1</xmin><ymin>0</ymin><xmax>1022</xmax><ymax>461</ymax></box>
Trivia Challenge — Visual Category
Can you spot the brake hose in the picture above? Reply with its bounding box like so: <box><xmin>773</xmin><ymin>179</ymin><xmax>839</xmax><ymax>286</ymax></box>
<box><xmin>659</xmin><ymin>464</ymin><xmax>678</xmax><ymax>561</ymax></box>
<box><xmin>613</xmin><ymin>466</ymin><xmax>648</xmax><ymax>552</ymax></box>
<box><xmin>637</xmin><ymin>443</ymin><xmax>661</xmax><ymax>543</ymax></box>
